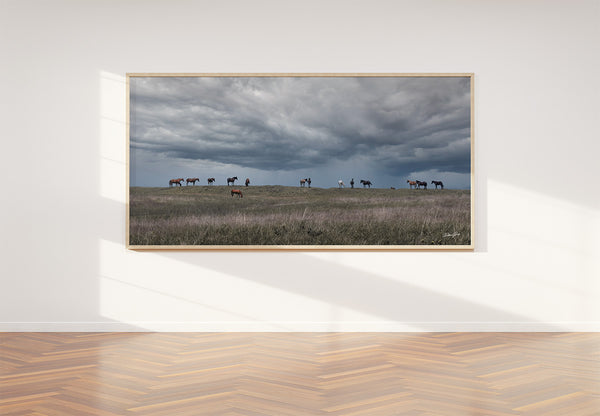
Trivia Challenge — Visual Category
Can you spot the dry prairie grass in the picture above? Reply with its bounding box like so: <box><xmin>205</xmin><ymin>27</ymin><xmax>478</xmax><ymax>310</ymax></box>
<box><xmin>129</xmin><ymin>185</ymin><xmax>471</xmax><ymax>246</ymax></box>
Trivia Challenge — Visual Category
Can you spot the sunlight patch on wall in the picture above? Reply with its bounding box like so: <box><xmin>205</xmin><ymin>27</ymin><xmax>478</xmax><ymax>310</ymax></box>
<box><xmin>100</xmin><ymin>71</ymin><xmax>126</xmax><ymax>203</ymax></box>
<box><xmin>303</xmin><ymin>181</ymin><xmax>600</xmax><ymax>323</ymax></box>
<box><xmin>99</xmin><ymin>239</ymin><xmax>382</xmax><ymax>329</ymax></box>
<box><xmin>486</xmin><ymin>179</ymin><xmax>599</xmax><ymax>319</ymax></box>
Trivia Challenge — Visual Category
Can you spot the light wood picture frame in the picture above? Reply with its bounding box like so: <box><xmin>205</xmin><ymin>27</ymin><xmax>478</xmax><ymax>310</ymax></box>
<box><xmin>127</xmin><ymin>73</ymin><xmax>474</xmax><ymax>250</ymax></box>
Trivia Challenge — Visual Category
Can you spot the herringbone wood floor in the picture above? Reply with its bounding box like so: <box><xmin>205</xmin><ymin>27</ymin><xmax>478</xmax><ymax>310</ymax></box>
<box><xmin>1</xmin><ymin>333</ymin><xmax>599</xmax><ymax>415</ymax></box>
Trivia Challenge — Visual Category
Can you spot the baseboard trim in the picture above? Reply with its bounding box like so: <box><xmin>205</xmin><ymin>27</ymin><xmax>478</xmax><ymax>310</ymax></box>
<box><xmin>2</xmin><ymin>321</ymin><xmax>600</xmax><ymax>332</ymax></box>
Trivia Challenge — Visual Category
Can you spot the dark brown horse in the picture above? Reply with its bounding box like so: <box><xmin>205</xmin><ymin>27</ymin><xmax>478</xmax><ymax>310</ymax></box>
<box><xmin>169</xmin><ymin>178</ymin><xmax>184</xmax><ymax>187</ymax></box>
<box><xmin>231</xmin><ymin>189</ymin><xmax>243</xmax><ymax>198</ymax></box>
<box><xmin>416</xmin><ymin>180</ymin><xmax>427</xmax><ymax>189</ymax></box>
<box><xmin>227</xmin><ymin>176</ymin><xmax>238</xmax><ymax>186</ymax></box>
<box><xmin>245</xmin><ymin>178</ymin><xmax>250</xmax><ymax>187</ymax></box>
<box><xmin>360</xmin><ymin>179</ymin><xmax>372</xmax><ymax>188</ymax></box>
<box><xmin>431</xmin><ymin>180</ymin><xmax>444</xmax><ymax>189</ymax></box>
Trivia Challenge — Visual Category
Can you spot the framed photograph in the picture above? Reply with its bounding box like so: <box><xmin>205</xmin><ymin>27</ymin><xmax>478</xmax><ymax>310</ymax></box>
<box><xmin>127</xmin><ymin>73</ymin><xmax>473</xmax><ymax>250</ymax></box>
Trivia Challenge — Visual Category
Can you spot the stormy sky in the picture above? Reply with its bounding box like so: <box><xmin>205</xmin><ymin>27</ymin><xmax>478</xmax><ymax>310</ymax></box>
<box><xmin>129</xmin><ymin>76</ymin><xmax>471</xmax><ymax>189</ymax></box>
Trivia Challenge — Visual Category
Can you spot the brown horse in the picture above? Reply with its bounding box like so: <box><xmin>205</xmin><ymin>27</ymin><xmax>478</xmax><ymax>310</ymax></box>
<box><xmin>300</xmin><ymin>178</ymin><xmax>307</xmax><ymax>187</ymax></box>
<box><xmin>227</xmin><ymin>176</ymin><xmax>238</xmax><ymax>186</ymax></box>
<box><xmin>245</xmin><ymin>178</ymin><xmax>250</xmax><ymax>187</ymax></box>
<box><xmin>169</xmin><ymin>178</ymin><xmax>184</xmax><ymax>187</ymax></box>
<box><xmin>186</xmin><ymin>178</ymin><xmax>199</xmax><ymax>186</ymax></box>
<box><xmin>431</xmin><ymin>180</ymin><xmax>444</xmax><ymax>189</ymax></box>
<box><xmin>231</xmin><ymin>189</ymin><xmax>243</xmax><ymax>198</ymax></box>
<box><xmin>207</xmin><ymin>177</ymin><xmax>215</xmax><ymax>185</ymax></box>
<box><xmin>407</xmin><ymin>180</ymin><xmax>417</xmax><ymax>189</ymax></box>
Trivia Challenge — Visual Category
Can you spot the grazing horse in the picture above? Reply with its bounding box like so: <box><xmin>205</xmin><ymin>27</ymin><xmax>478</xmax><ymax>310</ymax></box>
<box><xmin>416</xmin><ymin>180</ymin><xmax>428</xmax><ymax>190</ymax></box>
<box><xmin>350</xmin><ymin>178</ymin><xmax>354</xmax><ymax>188</ymax></box>
<box><xmin>360</xmin><ymin>179</ymin><xmax>372</xmax><ymax>188</ymax></box>
<box><xmin>207</xmin><ymin>177</ymin><xmax>215</xmax><ymax>185</ymax></box>
<box><xmin>390</xmin><ymin>187</ymin><xmax>396</xmax><ymax>190</ymax></box>
<box><xmin>186</xmin><ymin>177</ymin><xmax>199</xmax><ymax>186</ymax></box>
<box><xmin>407</xmin><ymin>180</ymin><xmax>417</xmax><ymax>189</ymax></box>
<box><xmin>231</xmin><ymin>189</ymin><xmax>243</xmax><ymax>198</ymax></box>
<box><xmin>245</xmin><ymin>178</ymin><xmax>250</xmax><ymax>187</ymax></box>
<box><xmin>338</xmin><ymin>180</ymin><xmax>345</xmax><ymax>188</ymax></box>
<box><xmin>431</xmin><ymin>180</ymin><xmax>444</xmax><ymax>189</ymax></box>
<box><xmin>169</xmin><ymin>178</ymin><xmax>183</xmax><ymax>187</ymax></box>
<box><xmin>227</xmin><ymin>176</ymin><xmax>238</xmax><ymax>186</ymax></box>
<box><xmin>300</xmin><ymin>179</ymin><xmax>307</xmax><ymax>187</ymax></box>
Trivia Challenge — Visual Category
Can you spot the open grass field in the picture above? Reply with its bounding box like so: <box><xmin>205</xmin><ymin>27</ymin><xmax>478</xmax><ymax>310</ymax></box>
<box><xmin>129</xmin><ymin>185</ymin><xmax>471</xmax><ymax>246</ymax></box>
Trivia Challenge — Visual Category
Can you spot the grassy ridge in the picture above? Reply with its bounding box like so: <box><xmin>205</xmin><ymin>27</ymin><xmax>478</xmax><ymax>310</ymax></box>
<box><xmin>129</xmin><ymin>185</ymin><xmax>471</xmax><ymax>246</ymax></box>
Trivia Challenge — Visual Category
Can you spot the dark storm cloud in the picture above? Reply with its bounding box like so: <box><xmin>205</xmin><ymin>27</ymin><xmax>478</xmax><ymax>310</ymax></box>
<box><xmin>130</xmin><ymin>76</ymin><xmax>471</xmax><ymax>175</ymax></box>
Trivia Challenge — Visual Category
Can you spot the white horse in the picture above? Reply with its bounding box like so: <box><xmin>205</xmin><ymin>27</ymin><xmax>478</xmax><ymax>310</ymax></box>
<box><xmin>338</xmin><ymin>180</ymin><xmax>345</xmax><ymax>188</ymax></box>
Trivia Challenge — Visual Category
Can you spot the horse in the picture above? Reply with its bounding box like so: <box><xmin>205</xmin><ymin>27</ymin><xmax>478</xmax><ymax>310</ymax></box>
<box><xmin>360</xmin><ymin>179</ymin><xmax>372</xmax><ymax>188</ymax></box>
<box><xmin>231</xmin><ymin>189</ymin><xmax>243</xmax><ymax>198</ymax></box>
<box><xmin>186</xmin><ymin>178</ymin><xmax>199</xmax><ymax>186</ymax></box>
<box><xmin>300</xmin><ymin>179</ymin><xmax>307</xmax><ymax>187</ymax></box>
<box><xmin>169</xmin><ymin>178</ymin><xmax>183</xmax><ymax>187</ymax></box>
<box><xmin>407</xmin><ymin>180</ymin><xmax>417</xmax><ymax>189</ymax></box>
<box><xmin>390</xmin><ymin>187</ymin><xmax>395</xmax><ymax>190</ymax></box>
<box><xmin>416</xmin><ymin>180</ymin><xmax>428</xmax><ymax>190</ymax></box>
<box><xmin>245</xmin><ymin>178</ymin><xmax>250</xmax><ymax>187</ymax></box>
<box><xmin>307</xmin><ymin>178</ymin><xmax>311</xmax><ymax>188</ymax></box>
<box><xmin>431</xmin><ymin>180</ymin><xmax>444</xmax><ymax>189</ymax></box>
<box><xmin>350</xmin><ymin>178</ymin><xmax>354</xmax><ymax>188</ymax></box>
<box><xmin>227</xmin><ymin>176</ymin><xmax>238</xmax><ymax>186</ymax></box>
<box><xmin>338</xmin><ymin>180</ymin><xmax>345</xmax><ymax>188</ymax></box>
<box><xmin>207</xmin><ymin>177</ymin><xmax>215</xmax><ymax>185</ymax></box>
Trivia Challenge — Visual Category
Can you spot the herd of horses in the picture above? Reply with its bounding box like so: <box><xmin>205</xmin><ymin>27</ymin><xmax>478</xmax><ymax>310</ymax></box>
<box><xmin>169</xmin><ymin>177</ymin><xmax>250</xmax><ymax>187</ymax></box>
<box><xmin>168</xmin><ymin>177</ymin><xmax>445</xmax><ymax>190</ymax></box>
<box><xmin>300</xmin><ymin>178</ymin><xmax>312</xmax><ymax>187</ymax></box>
<box><xmin>406</xmin><ymin>180</ymin><xmax>444</xmax><ymax>190</ymax></box>
<box><xmin>337</xmin><ymin>179</ymin><xmax>373</xmax><ymax>188</ymax></box>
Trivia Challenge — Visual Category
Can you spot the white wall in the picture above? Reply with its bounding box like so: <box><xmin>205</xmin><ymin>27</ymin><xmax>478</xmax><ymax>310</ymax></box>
<box><xmin>1</xmin><ymin>0</ymin><xmax>598</xmax><ymax>331</ymax></box>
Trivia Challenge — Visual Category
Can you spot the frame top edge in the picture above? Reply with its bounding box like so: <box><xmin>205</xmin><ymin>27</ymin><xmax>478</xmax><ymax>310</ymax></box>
<box><xmin>126</xmin><ymin>72</ymin><xmax>474</xmax><ymax>77</ymax></box>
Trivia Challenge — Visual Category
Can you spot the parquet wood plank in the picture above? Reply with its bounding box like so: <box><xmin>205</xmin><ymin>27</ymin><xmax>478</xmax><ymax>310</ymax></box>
<box><xmin>1</xmin><ymin>333</ymin><xmax>599</xmax><ymax>415</ymax></box>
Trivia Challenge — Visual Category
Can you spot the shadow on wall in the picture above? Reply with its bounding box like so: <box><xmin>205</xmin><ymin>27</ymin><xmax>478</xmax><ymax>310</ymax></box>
<box><xmin>161</xmin><ymin>251</ymin><xmax>565</xmax><ymax>331</ymax></box>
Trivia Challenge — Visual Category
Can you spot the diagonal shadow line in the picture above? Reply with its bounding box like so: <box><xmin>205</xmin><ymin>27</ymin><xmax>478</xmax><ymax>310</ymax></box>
<box><xmin>158</xmin><ymin>252</ymin><xmax>560</xmax><ymax>329</ymax></box>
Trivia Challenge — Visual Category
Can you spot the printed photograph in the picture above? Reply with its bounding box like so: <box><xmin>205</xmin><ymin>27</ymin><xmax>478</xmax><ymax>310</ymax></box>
<box><xmin>128</xmin><ymin>74</ymin><xmax>473</xmax><ymax>248</ymax></box>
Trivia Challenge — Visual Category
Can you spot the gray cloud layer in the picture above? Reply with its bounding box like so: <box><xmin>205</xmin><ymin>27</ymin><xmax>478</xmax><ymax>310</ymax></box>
<box><xmin>130</xmin><ymin>76</ymin><xmax>471</xmax><ymax>186</ymax></box>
